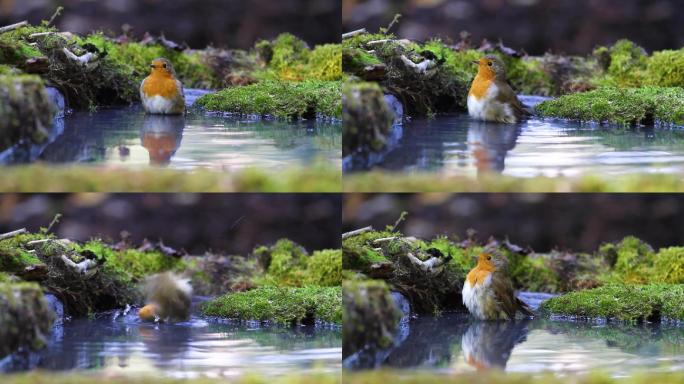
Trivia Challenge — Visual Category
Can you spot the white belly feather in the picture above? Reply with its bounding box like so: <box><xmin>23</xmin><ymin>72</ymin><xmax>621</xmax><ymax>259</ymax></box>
<box><xmin>467</xmin><ymin>83</ymin><xmax>517</xmax><ymax>124</ymax></box>
<box><xmin>462</xmin><ymin>273</ymin><xmax>508</xmax><ymax>320</ymax></box>
<box><xmin>142</xmin><ymin>95</ymin><xmax>177</xmax><ymax>114</ymax></box>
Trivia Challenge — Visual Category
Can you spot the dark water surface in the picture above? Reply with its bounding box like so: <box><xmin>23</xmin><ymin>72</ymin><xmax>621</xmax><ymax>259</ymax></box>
<box><xmin>0</xmin><ymin>310</ymin><xmax>341</xmax><ymax>378</ymax></box>
<box><xmin>345</xmin><ymin>293</ymin><xmax>684</xmax><ymax>376</ymax></box>
<box><xmin>2</xmin><ymin>90</ymin><xmax>341</xmax><ymax>170</ymax></box>
<box><xmin>350</xmin><ymin>108</ymin><xmax>684</xmax><ymax>178</ymax></box>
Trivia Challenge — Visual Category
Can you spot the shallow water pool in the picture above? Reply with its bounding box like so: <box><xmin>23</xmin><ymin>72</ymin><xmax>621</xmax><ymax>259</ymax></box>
<box><xmin>349</xmin><ymin>113</ymin><xmax>684</xmax><ymax>179</ymax></box>
<box><xmin>344</xmin><ymin>293</ymin><xmax>684</xmax><ymax>376</ymax></box>
<box><xmin>2</xmin><ymin>90</ymin><xmax>341</xmax><ymax>170</ymax></box>
<box><xmin>0</xmin><ymin>310</ymin><xmax>341</xmax><ymax>378</ymax></box>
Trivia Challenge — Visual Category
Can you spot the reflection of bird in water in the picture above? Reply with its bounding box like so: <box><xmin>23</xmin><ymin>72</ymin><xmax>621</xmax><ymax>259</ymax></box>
<box><xmin>462</xmin><ymin>250</ymin><xmax>534</xmax><ymax>320</ymax></box>
<box><xmin>139</xmin><ymin>272</ymin><xmax>192</xmax><ymax>322</ymax></box>
<box><xmin>467</xmin><ymin>120</ymin><xmax>520</xmax><ymax>173</ymax></box>
<box><xmin>118</xmin><ymin>145</ymin><xmax>130</xmax><ymax>160</ymax></box>
<box><xmin>140</xmin><ymin>114</ymin><xmax>185</xmax><ymax>166</ymax></box>
<box><xmin>461</xmin><ymin>319</ymin><xmax>531</xmax><ymax>370</ymax></box>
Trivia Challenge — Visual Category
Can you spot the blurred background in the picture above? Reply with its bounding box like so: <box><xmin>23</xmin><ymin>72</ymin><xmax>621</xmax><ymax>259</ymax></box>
<box><xmin>343</xmin><ymin>194</ymin><xmax>684</xmax><ymax>252</ymax></box>
<box><xmin>0</xmin><ymin>194</ymin><xmax>340</xmax><ymax>255</ymax></box>
<box><xmin>342</xmin><ymin>0</ymin><xmax>684</xmax><ymax>55</ymax></box>
<box><xmin>0</xmin><ymin>0</ymin><xmax>340</xmax><ymax>49</ymax></box>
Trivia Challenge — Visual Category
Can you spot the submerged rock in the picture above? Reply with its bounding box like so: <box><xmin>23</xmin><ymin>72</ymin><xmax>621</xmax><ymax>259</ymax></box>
<box><xmin>0</xmin><ymin>282</ymin><xmax>53</xmax><ymax>358</ymax></box>
<box><xmin>0</xmin><ymin>75</ymin><xmax>55</xmax><ymax>153</ymax></box>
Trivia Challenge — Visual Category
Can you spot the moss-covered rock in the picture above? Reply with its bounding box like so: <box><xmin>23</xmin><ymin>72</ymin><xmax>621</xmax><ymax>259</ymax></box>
<box><xmin>0</xmin><ymin>74</ymin><xmax>56</xmax><ymax>152</ymax></box>
<box><xmin>253</xmin><ymin>239</ymin><xmax>341</xmax><ymax>287</ymax></box>
<box><xmin>194</xmin><ymin>80</ymin><xmax>341</xmax><ymax>119</ymax></box>
<box><xmin>342</xmin><ymin>82</ymin><xmax>394</xmax><ymax>156</ymax></box>
<box><xmin>536</xmin><ymin>86</ymin><xmax>684</xmax><ymax>125</ymax></box>
<box><xmin>201</xmin><ymin>285</ymin><xmax>342</xmax><ymax>325</ymax></box>
<box><xmin>646</xmin><ymin>48</ymin><xmax>684</xmax><ymax>87</ymax></box>
<box><xmin>593</xmin><ymin>39</ymin><xmax>649</xmax><ymax>88</ymax></box>
<box><xmin>256</xmin><ymin>33</ymin><xmax>342</xmax><ymax>82</ymax></box>
<box><xmin>306</xmin><ymin>249</ymin><xmax>343</xmax><ymax>286</ymax></box>
<box><xmin>342</xmin><ymin>279</ymin><xmax>401</xmax><ymax>357</ymax></box>
<box><xmin>0</xmin><ymin>232</ymin><xmax>187</xmax><ymax>316</ymax></box>
<box><xmin>653</xmin><ymin>247</ymin><xmax>684</xmax><ymax>284</ymax></box>
<box><xmin>0</xmin><ymin>281</ymin><xmax>52</xmax><ymax>358</ymax></box>
<box><xmin>540</xmin><ymin>284</ymin><xmax>684</xmax><ymax>323</ymax></box>
<box><xmin>81</xmin><ymin>33</ymin><xmax>220</xmax><ymax>89</ymax></box>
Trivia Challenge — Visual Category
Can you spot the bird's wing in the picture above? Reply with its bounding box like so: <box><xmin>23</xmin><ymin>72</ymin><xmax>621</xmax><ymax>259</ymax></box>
<box><xmin>492</xmin><ymin>273</ymin><xmax>518</xmax><ymax>319</ymax></box>
<box><xmin>496</xmin><ymin>82</ymin><xmax>531</xmax><ymax>119</ymax></box>
<box><xmin>139</xmin><ymin>78</ymin><xmax>147</xmax><ymax>99</ymax></box>
<box><xmin>516</xmin><ymin>297</ymin><xmax>535</xmax><ymax>316</ymax></box>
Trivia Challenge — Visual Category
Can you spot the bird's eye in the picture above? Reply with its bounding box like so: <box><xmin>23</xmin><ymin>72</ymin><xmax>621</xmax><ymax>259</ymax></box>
<box><xmin>487</xmin><ymin>256</ymin><xmax>492</xmax><ymax>260</ymax></box>
<box><xmin>487</xmin><ymin>62</ymin><xmax>493</xmax><ymax>67</ymax></box>
<box><xmin>163</xmin><ymin>63</ymin><xmax>167</xmax><ymax>69</ymax></box>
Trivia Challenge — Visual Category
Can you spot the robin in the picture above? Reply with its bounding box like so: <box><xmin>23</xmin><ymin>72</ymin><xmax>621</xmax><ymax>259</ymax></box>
<box><xmin>468</xmin><ymin>56</ymin><xmax>530</xmax><ymax>124</ymax></box>
<box><xmin>139</xmin><ymin>272</ymin><xmax>192</xmax><ymax>322</ymax></box>
<box><xmin>462</xmin><ymin>251</ymin><xmax>534</xmax><ymax>320</ymax></box>
<box><xmin>140</xmin><ymin>58</ymin><xmax>185</xmax><ymax>115</ymax></box>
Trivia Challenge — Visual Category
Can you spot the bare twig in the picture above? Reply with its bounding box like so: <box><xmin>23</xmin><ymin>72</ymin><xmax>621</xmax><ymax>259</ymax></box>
<box><xmin>0</xmin><ymin>20</ymin><xmax>28</xmax><ymax>34</ymax></box>
<box><xmin>366</xmin><ymin>39</ymin><xmax>393</xmax><ymax>46</ymax></box>
<box><xmin>391</xmin><ymin>211</ymin><xmax>408</xmax><ymax>232</ymax></box>
<box><xmin>62</xmin><ymin>48</ymin><xmax>98</xmax><ymax>67</ymax></box>
<box><xmin>46</xmin><ymin>6</ymin><xmax>64</xmax><ymax>27</ymax></box>
<box><xmin>406</xmin><ymin>252</ymin><xmax>444</xmax><ymax>273</ymax></box>
<box><xmin>342</xmin><ymin>28</ymin><xmax>367</xmax><ymax>39</ymax></box>
<box><xmin>46</xmin><ymin>213</ymin><xmax>62</xmax><ymax>234</ymax></box>
<box><xmin>372</xmin><ymin>237</ymin><xmax>400</xmax><ymax>244</ymax></box>
<box><xmin>29</xmin><ymin>32</ymin><xmax>53</xmax><ymax>38</ymax></box>
<box><xmin>400</xmin><ymin>55</ymin><xmax>434</xmax><ymax>74</ymax></box>
<box><xmin>385</xmin><ymin>14</ymin><xmax>402</xmax><ymax>33</ymax></box>
<box><xmin>0</xmin><ymin>228</ymin><xmax>27</xmax><ymax>241</ymax></box>
<box><xmin>342</xmin><ymin>226</ymin><xmax>373</xmax><ymax>240</ymax></box>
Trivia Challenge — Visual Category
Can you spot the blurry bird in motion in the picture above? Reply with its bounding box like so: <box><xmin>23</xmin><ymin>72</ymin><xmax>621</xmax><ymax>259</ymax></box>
<box><xmin>462</xmin><ymin>250</ymin><xmax>534</xmax><ymax>320</ymax></box>
<box><xmin>139</xmin><ymin>272</ymin><xmax>192</xmax><ymax>322</ymax></box>
<box><xmin>140</xmin><ymin>58</ymin><xmax>185</xmax><ymax>115</ymax></box>
<box><xmin>468</xmin><ymin>55</ymin><xmax>531</xmax><ymax>124</ymax></box>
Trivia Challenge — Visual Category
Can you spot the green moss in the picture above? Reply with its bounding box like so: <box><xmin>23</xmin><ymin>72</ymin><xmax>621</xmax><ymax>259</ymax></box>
<box><xmin>342</xmin><ymin>47</ymin><xmax>382</xmax><ymax>74</ymax></box>
<box><xmin>81</xmin><ymin>33</ymin><xmax>219</xmax><ymax>88</ymax></box>
<box><xmin>75</xmin><ymin>240</ymin><xmax>185</xmax><ymax>284</ymax></box>
<box><xmin>0</xmin><ymin>233</ymin><xmax>49</xmax><ymax>273</ymax></box>
<box><xmin>508</xmin><ymin>253</ymin><xmax>562</xmax><ymax>293</ymax></box>
<box><xmin>343</xmin><ymin>279</ymin><xmax>401</xmax><ymax>356</ymax></box>
<box><xmin>342</xmin><ymin>230</ymin><xmax>395</xmax><ymax>271</ymax></box>
<box><xmin>653</xmin><ymin>247</ymin><xmax>684</xmax><ymax>284</ymax></box>
<box><xmin>646</xmin><ymin>49</ymin><xmax>684</xmax><ymax>87</ymax></box>
<box><xmin>195</xmin><ymin>80</ymin><xmax>341</xmax><ymax>119</ymax></box>
<box><xmin>307</xmin><ymin>44</ymin><xmax>343</xmax><ymax>81</ymax></box>
<box><xmin>0</xmin><ymin>23</ymin><xmax>53</xmax><ymax>65</ymax></box>
<box><xmin>0</xmin><ymin>163</ymin><xmax>341</xmax><ymax>192</ymax></box>
<box><xmin>537</xmin><ymin>86</ymin><xmax>684</xmax><ymax>125</ymax></box>
<box><xmin>306</xmin><ymin>249</ymin><xmax>342</xmax><ymax>286</ymax></box>
<box><xmin>594</xmin><ymin>39</ymin><xmax>649</xmax><ymax>88</ymax></box>
<box><xmin>201</xmin><ymin>285</ymin><xmax>341</xmax><ymax>325</ymax></box>
<box><xmin>540</xmin><ymin>284</ymin><xmax>684</xmax><ymax>322</ymax></box>
<box><xmin>503</xmin><ymin>55</ymin><xmax>554</xmax><ymax>96</ymax></box>
<box><xmin>0</xmin><ymin>281</ymin><xmax>52</xmax><ymax>358</ymax></box>
<box><xmin>261</xmin><ymin>239</ymin><xmax>309</xmax><ymax>285</ymax></box>
<box><xmin>0</xmin><ymin>74</ymin><xmax>56</xmax><ymax>152</ymax></box>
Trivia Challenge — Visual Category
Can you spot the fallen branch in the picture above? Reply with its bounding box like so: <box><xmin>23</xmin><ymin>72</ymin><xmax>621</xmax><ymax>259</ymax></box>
<box><xmin>366</xmin><ymin>39</ymin><xmax>393</xmax><ymax>46</ymax></box>
<box><xmin>46</xmin><ymin>6</ymin><xmax>64</xmax><ymax>27</ymax></box>
<box><xmin>406</xmin><ymin>252</ymin><xmax>444</xmax><ymax>273</ymax></box>
<box><xmin>0</xmin><ymin>20</ymin><xmax>28</xmax><ymax>34</ymax></box>
<box><xmin>400</xmin><ymin>55</ymin><xmax>434</xmax><ymax>74</ymax></box>
<box><xmin>342</xmin><ymin>226</ymin><xmax>373</xmax><ymax>240</ymax></box>
<box><xmin>28</xmin><ymin>32</ymin><xmax>53</xmax><ymax>38</ymax></box>
<box><xmin>60</xmin><ymin>255</ymin><xmax>97</xmax><ymax>274</ymax></box>
<box><xmin>342</xmin><ymin>28</ymin><xmax>366</xmax><ymax>39</ymax></box>
<box><xmin>63</xmin><ymin>48</ymin><xmax>97</xmax><ymax>66</ymax></box>
<box><xmin>0</xmin><ymin>228</ymin><xmax>27</xmax><ymax>241</ymax></box>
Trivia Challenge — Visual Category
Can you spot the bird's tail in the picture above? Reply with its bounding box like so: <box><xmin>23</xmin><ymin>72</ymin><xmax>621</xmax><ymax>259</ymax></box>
<box><xmin>516</xmin><ymin>297</ymin><xmax>535</xmax><ymax>317</ymax></box>
<box><xmin>143</xmin><ymin>272</ymin><xmax>193</xmax><ymax>322</ymax></box>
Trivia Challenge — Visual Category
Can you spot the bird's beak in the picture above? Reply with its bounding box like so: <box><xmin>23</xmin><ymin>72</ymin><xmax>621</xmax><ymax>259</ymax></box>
<box><xmin>471</xmin><ymin>60</ymin><xmax>479</xmax><ymax>65</ymax></box>
<box><xmin>150</xmin><ymin>65</ymin><xmax>155</xmax><ymax>68</ymax></box>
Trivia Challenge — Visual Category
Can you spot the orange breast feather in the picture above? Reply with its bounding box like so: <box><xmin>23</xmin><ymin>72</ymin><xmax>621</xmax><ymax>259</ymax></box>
<box><xmin>466</xmin><ymin>267</ymin><xmax>492</xmax><ymax>286</ymax></box>
<box><xmin>143</xmin><ymin>75</ymin><xmax>179</xmax><ymax>98</ymax></box>
<box><xmin>469</xmin><ymin>76</ymin><xmax>491</xmax><ymax>100</ymax></box>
